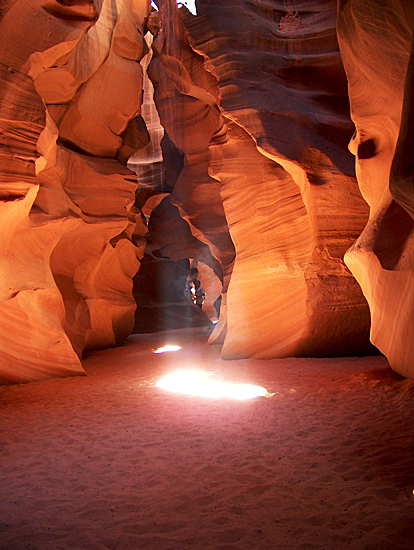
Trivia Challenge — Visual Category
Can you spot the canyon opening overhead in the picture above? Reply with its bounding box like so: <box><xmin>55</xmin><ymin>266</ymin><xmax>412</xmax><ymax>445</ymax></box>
<box><xmin>1</xmin><ymin>1</ymin><xmax>414</xmax><ymax>549</ymax></box>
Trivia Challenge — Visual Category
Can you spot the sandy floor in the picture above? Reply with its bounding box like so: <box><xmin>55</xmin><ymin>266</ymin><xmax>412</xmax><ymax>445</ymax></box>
<box><xmin>1</xmin><ymin>328</ymin><xmax>414</xmax><ymax>550</ymax></box>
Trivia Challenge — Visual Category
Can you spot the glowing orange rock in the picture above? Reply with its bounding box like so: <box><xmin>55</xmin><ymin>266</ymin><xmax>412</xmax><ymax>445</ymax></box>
<box><xmin>338</xmin><ymin>0</ymin><xmax>414</xmax><ymax>377</ymax></box>
<box><xmin>0</xmin><ymin>0</ymin><xmax>150</xmax><ymax>383</ymax></box>
<box><xmin>153</xmin><ymin>0</ymin><xmax>373</xmax><ymax>358</ymax></box>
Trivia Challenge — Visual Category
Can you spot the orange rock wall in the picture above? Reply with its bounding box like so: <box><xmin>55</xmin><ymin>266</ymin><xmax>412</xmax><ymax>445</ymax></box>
<box><xmin>4</xmin><ymin>0</ymin><xmax>414</xmax><ymax>382</ymax></box>
<box><xmin>338</xmin><ymin>0</ymin><xmax>414</xmax><ymax>378</ymax></box>
<box><xmin>180</xmin><ymin>0</ymin><xmax>373</xmax><ymax>357</ymax></box>
<box><xmin>0</xmin><ymin>0</ymin><xmax>150</xmax><ymax>383</ymax></box>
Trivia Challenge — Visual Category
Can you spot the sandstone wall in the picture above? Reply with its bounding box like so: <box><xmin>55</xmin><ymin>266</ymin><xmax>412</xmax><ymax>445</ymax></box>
<box><xmin>4</xmin><ymin>0</ymin><xmax>412</xmax><ymax>383</ymax></box>
<box><xmin>337</xmin><ymin>0</ymin><xmax>414</xmax><ymax>378</ymax></box>
<box><xmin>0</xmin><ymin>0</ymin><xmax>150</xmax><ymax>383</ymax></box>
<box><xmin>180</xmin><ymin>0</ymin><xmax>374</xmax><ymax>358</ymax></box>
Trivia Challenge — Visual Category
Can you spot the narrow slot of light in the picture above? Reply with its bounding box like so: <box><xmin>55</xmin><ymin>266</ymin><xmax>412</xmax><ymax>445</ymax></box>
<box><xmin>151</xmin><ymin>1</ymin><xmax>197</xmax><ymax>15</ymax></box>
<box><xmin>154</xmin><ymin>345</ymin><xmax>182</xmax><ymax>354</ymax></box>
<box><xmin>177</xmin><ymin>1</ymin><xmax>197</xmax><ymax>15</ymax></box>
<box><xmin>156</xmin><ymin>370</ymin><xmax>269</xmax><ymax>400</ymax></box>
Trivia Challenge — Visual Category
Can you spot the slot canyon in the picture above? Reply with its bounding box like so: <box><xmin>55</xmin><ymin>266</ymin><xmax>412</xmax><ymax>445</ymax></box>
<box><xmin>1</xmin><ymin>1</ymin><xmax>413</xmax><ymax>549</ymax></box>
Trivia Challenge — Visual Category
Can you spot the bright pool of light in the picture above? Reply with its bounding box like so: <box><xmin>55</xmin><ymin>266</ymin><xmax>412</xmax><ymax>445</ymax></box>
<box><xmin>154</xmin><ymin>345</ymin><xmax>182</xmax><ymax>354</ymax></box>
<box><xmin>156</xmin><ymin>370</ymin><xmax>268</xmax><ymax>400</ymax></box>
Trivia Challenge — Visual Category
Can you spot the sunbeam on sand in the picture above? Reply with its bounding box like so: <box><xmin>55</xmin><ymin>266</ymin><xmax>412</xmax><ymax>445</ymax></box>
<box><xmin>156</xmin><ymin>369</ymin><xmax>269</xmax><ymax>399</ymax></box>
<box><xmin>1</xmin><ymin>328</ymin><xmax>414</xmax><ymax>549</ymax></box>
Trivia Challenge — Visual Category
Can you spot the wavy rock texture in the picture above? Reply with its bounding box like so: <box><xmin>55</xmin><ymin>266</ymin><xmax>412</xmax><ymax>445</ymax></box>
<box><xmin>146</xmin><ymin>0</ymin><xmax>236</xmax><ymax>343</ymax></box>
<box><xmin>148</xmin><ymin>1</ymin><xmax>236</xmax><ymax>287</ymax></box>
<box><xmin>0</xmin><ymin>0</ymin><xmax>150</xmax><ymax>383</ymax></box>
<box><xmin>4</xmin><ymin>0</ymin><xmax>407</xmax><ymax>383</ymax></box>
<box><xmin>128</xmin><ymin>37</ymin><xmax>224</xmax><ymax>333</ymax></box>
<box><xmin>178</xmin><ymin>0</ymin><xmax>373</xmax><ymax>357</ymax></box>
<box><xmin>338</xmin><ymin>0</ymin><xmax>414</xmax><ymax>377</ymax></box>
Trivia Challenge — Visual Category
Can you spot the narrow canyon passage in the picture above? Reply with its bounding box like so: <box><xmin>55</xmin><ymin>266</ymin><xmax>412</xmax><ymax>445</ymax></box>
<box><xmin>1</xmin><ymin>328</ymin><xmax>413</xmax><ymax>549</ymax></box>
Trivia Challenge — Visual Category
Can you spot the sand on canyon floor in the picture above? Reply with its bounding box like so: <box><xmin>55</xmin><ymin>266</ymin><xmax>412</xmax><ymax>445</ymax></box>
<box><xmin>1</xmin><ymin>327</ymin><xmax>414</xmax><ymax>550</ymax></box>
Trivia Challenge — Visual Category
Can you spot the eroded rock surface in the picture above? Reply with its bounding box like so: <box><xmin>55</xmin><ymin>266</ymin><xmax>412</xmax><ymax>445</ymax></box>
<box><xmin>338</xmin><ymin>0</ymin><xmax>414</xmax><ymax>377</ymax></box>
<box><xmin>0</xmin><ymin>0</ymin><xmax>150</xmax><ymax>383</ymax></box>
<box><xmin>4</xmin><ymin>0</ymin><xmax>409</xmax><ymax>384</ymax></box>
<box><xmin>179</xmin><ymin>0</ymin><xmax>373</xmax><ymax>357</ymax></box>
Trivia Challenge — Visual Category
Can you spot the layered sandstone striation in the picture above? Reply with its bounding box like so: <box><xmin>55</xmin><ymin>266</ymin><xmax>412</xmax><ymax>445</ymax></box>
<box><xmin>338</xmin><ymin>0</ymin><xmax>414</xmax><ymax>378</ymax></box>
<box><xmin>128</xmin><ymin>32</ymin><xmax>223</xmax><ymax>333</ymax></box>
<box><xmin>179</xmin><ymin>0</ymin><xmax>373</xmax><ymax>357</ymax></box>
<box><xmin>4</xmin><ymin>0</ymin><xmax>413</xmax><ymax>383</ymax></box>
<box><xmin>0</xmin><ymin>0</ymin><xmax>150</xmax><ymax>383</ymax></box>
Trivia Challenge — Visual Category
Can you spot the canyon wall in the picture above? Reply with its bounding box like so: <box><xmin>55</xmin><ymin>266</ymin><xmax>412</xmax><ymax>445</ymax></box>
<box><xmin>178</xmin><ymin>0</ymin><xmax>374</xmax><ymax>358</ymax></box>
<box><xmin>337</xmin><ymin>0</ymin><xmax>414</xmax><ymax>378</ymax></box>
<box><xmin>3</xmin><ymin>0</ymin><xmax>414</xmax><ymax>382</ymax></box>
<box><xmin>0</xmin><ymin>0</ymin><xmax>150</xmax><ymax>383</ymax></box>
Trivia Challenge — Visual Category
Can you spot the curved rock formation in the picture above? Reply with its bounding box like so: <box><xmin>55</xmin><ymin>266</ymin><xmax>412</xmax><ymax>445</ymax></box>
<box><xmin>179</xmin><ymin>0</ymin><xmax>373</xmax><ymax>357</ymax></box>
<box><xmin>0</xmin><ymin>0</ymin><xmax>150</xmax><ymax>383</ymax></box>
<box><xmin>129</xmin><ymin>35</ymin><xmax>223</xmax><ymax>333</ymax></box>
<box><xmin>3</xmin><ymin>0</ymin><xmax>401</xmax><ymax>384</ymax></box>
<box><xmin>338</xmin><ymin>0</ymin><xmax>414</xmax><ymax>377</ymax></box>
<box><xmin>147</xmin><ymin>1</ymin><xmax>236</xmax><ymax>288</ymax></box>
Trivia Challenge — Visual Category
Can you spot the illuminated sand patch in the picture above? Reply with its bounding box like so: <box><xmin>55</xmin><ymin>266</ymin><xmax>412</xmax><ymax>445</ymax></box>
<box><xmin>154</xmin><ymin>345</ymin><xmax>182</xmax><ymax>354</ymax></box>
<box><xmin>156</xmin><ymin>370</ymin><xmax>269</xmax><ymax>400</ymax></box>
